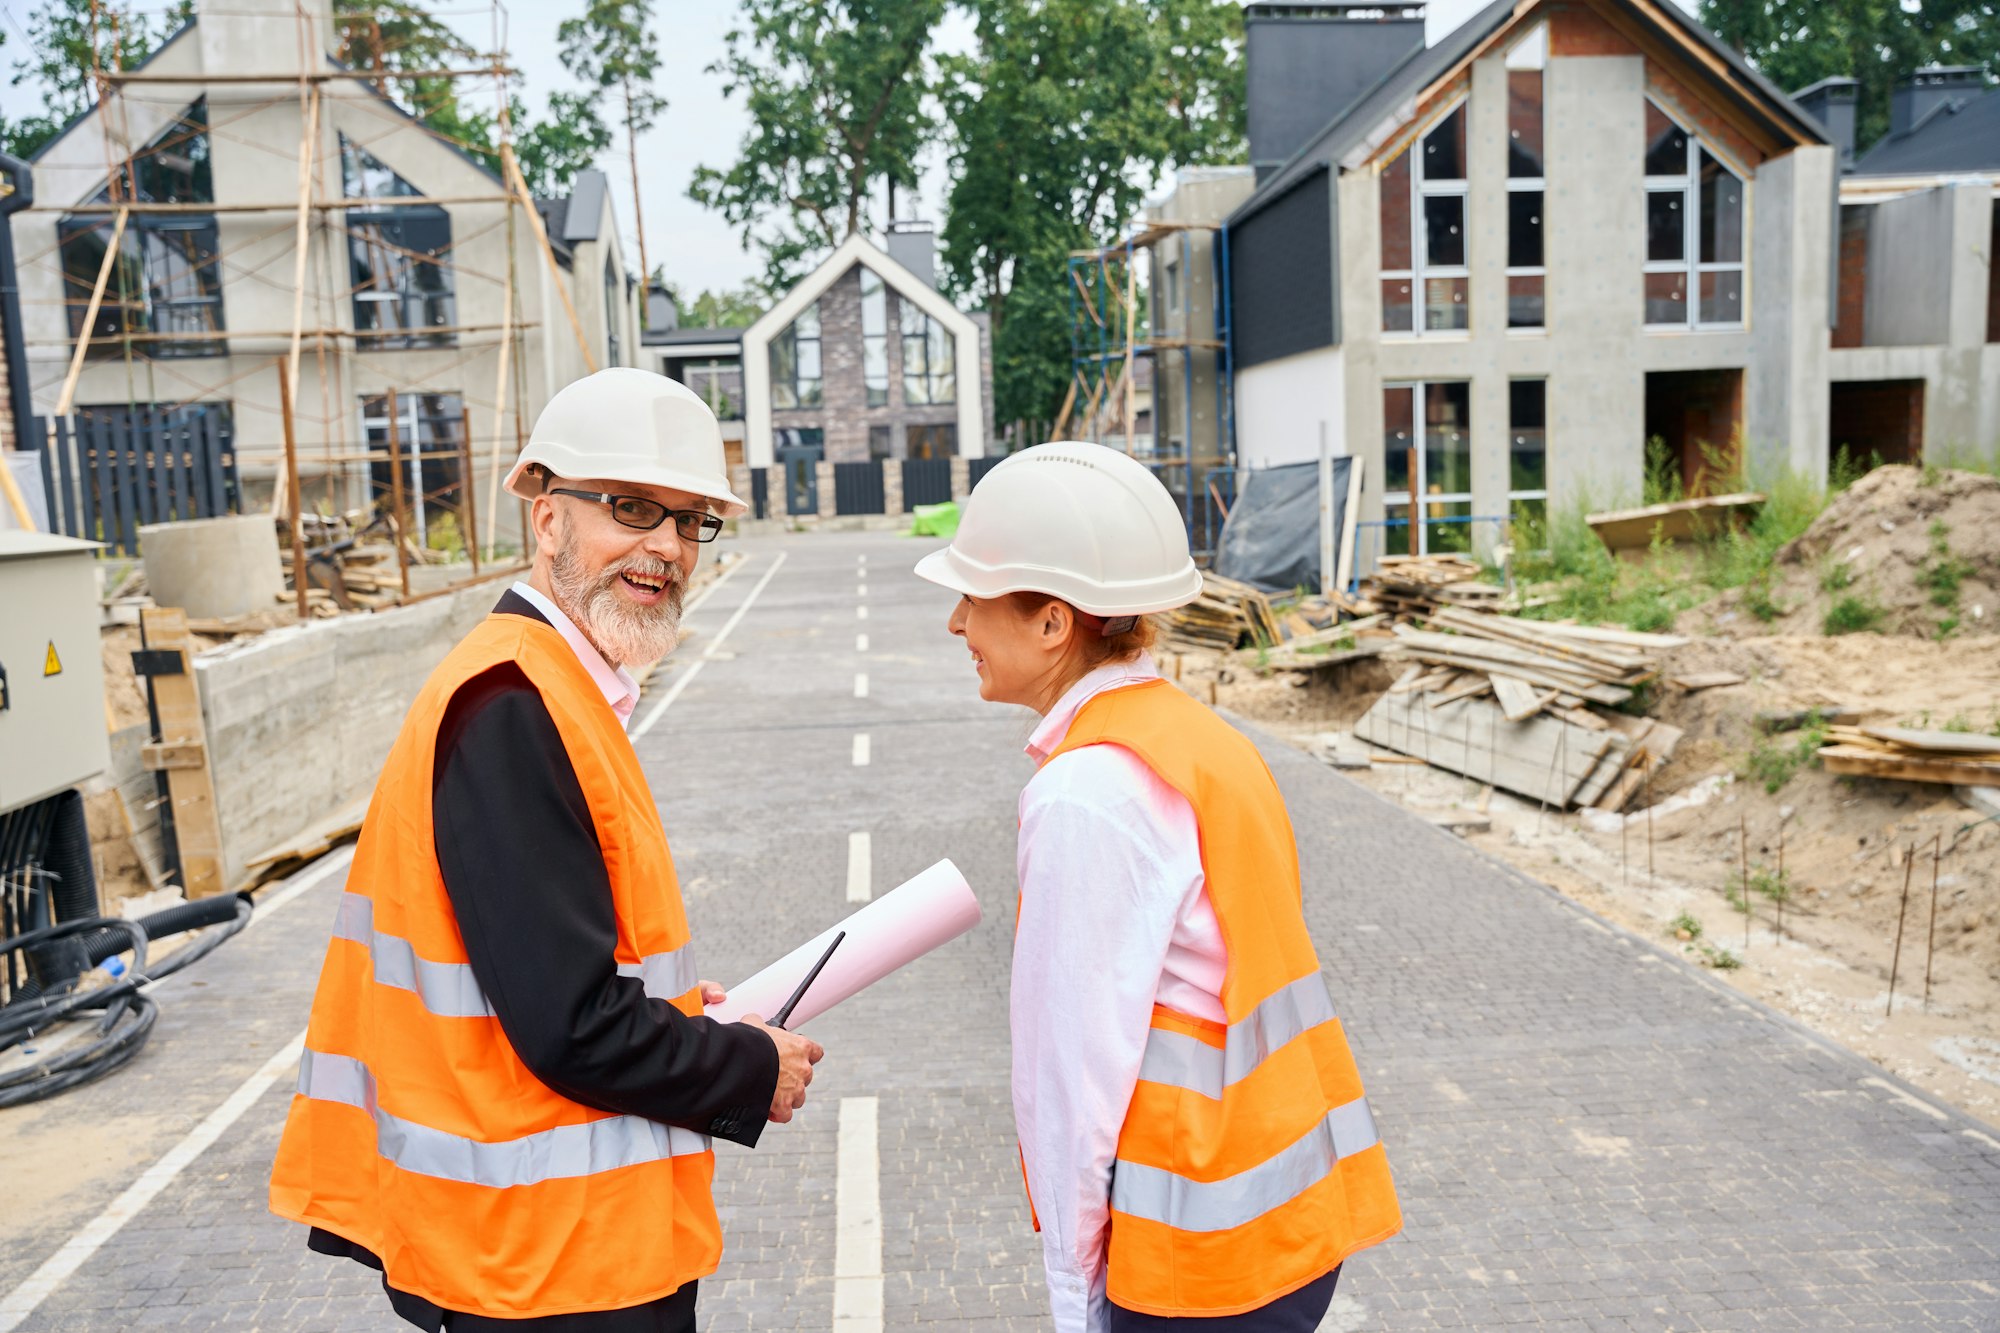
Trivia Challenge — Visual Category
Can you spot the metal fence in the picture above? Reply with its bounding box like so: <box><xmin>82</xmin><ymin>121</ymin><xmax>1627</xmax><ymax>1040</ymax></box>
<box><xmin>967</xmin><ymin>456</ymin><xmax>1004</xmax><ymax>490</ymax></box>
<box><xmin>32</xmin><ymin>406</ymin><xmax>242</xmax><ymax>557</ymax></box>
<box><xmin>833</xmin><ymin>461</ymin><xmax>886</xmax><ymax>515</ymax></box>
<box><xmin>902</xmin><ymin>458</ymin><xmax>953</xmax><ymax>507</ymax></box>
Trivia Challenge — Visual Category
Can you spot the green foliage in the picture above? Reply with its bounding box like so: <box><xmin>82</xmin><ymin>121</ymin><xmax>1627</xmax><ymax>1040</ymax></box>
<box><xmin>668</xmin><ymin>285</ymin><xmax>769</xmax><ymax>329</ymax></box>
<box><xmin>1699</xmin><ymin>943</ymin><xmax>1742</xmax><ymax>970</ymax></box>
<box><xmin>1823</xmin><ymin>593</ymin><xmax>1885</xmax><ymax>636</ymax></box>
<box><xmin>1740</xmin><ymin>711</ymin><xmax>1828</xmax><ymax>794</ymax></box>
<box><xmin>1642</xmin><ymin>436</ymin><xmax>1683</xmax><ymax>506</ymax></box>
<box><xmin>937</xmin><ymin>0</ymin><xmax>1244</xmax><ymax>425</ymax></box>
<box><xmin>690</xmin><ymin>0</ymin><xmax>946</xmax><ymax>288</ymax></box>
<box><xmin>1818</xmin><ymin>559</ymin><xmax>1854</xmax><ymax>594</ymax></box>
<box><xmin>3</xmin><ymin>0</ymin><xmax>189</xmax><ymax>157</ymax></box>
<box><xmin>1918</xmin><ymin>520</ymin><xmax>1974</xmax><ymax>610</ymax></box>
<box><xmin>1743</xmin><ymin>575</ymin><xmax>1784</xmax><ymax>623</ymax></box>
<box><xmin>423</xmin><ymin>511</ymin><xmax>466</xmax><ymax>562</ymax></box>
<box><xmin>1698</xmin><ymin>0</ymin><xmax>1999</xmax><ymax>153</ymax></box>
<box><xmin>1942</xmin><ymin>712</ymin><xmax>1973</xmax><ymax>734</ymax></box>
<box><xmin>1829</xmin><ymin>444</ymin><xmax>1883</xmax><ymax>493</ymax></box>
<box><xmin>1670</xmin><ymin>912</ymin><xmax>1704</xmax><ymax>940</ymax></box>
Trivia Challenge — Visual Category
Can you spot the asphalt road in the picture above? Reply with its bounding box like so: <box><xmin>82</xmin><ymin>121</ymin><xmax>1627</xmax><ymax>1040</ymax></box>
<box><xmin>2</xmin><ymin>528</ymin><xmax>1996</xmax><ymax>1332</ymax></box>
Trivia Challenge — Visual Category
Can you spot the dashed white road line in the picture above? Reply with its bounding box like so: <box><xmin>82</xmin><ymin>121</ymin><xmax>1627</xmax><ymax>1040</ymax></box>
<box><xmin>857</xmin><ymin>605</ymin><xmax>868</xmax><ymax>620</ymax></box>
<box><xmin>833</xmin><ymin>1096</ymin><xmax>884</xmax><ymax>1333</ymax></box>
<box><xmin>633</xmin><ymin>552</ymin><xmax>789</xmax><ymax>738</ymax></box>
<box><xmin>857</xmin><ymin>582</ymin><xmax>868</xmax><ymax>597</ymax></box>
<box><xmin>0</xmin><ymin>1030</ymin><xmax>309</xmax><ymax>1331</ymax></box>
<box><xmin>846</xmin><ymin>832</ymin><xmax>872</xmax><ymax>903</ymax></box>
<box><xmin>854</xmin><ymin>673</ymin><xmax>869</xmax><ymax>699</ymax></box>
<box><xmin>852</xmin><ymin>734</ymin><xmax>871</xmax><ymax>767</ymax></box>
<box><xmin>856</xmin><ymin>633</ymin><xmax>869</xmax><ymax>652</ymax></box>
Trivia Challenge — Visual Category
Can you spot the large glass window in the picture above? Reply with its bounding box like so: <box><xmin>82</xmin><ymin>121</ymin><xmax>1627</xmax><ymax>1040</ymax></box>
<box><xmin>900</xmin><ymin>298</ymin><xmax>956</xmax><ymax>405</ymax></box>
<box><xmin>1383</xmin><ymin>381</ymin><xmax>1472</xmax><ymax>555</ymax></box>
<box><xmin>360</xmin><ymin>392</ymin><xmax>466</xmax><ymax>547</ymax></box>
<box><xmin>59</xmin><ymin>99</ymin><xmax>224</xmax><ymax>360</ymax></box>
<box><xmin>1509</xmin><ymin>379</ymin><xmax>1548</xmax><ymax>531</ymax></box>
<box><xmin>1643</xmin><ymin>100</ymin><xmax>1745</xmax><ymax>329</ymax></box>
<box><xmin>603</xmin><ymin>260</ymin><xmax>623</xmax><ymax>367</ymax></box>
<box><xmin>681</xmin><ymin>358</ymin><xmax>742</xmax><ymax>419</ymax></box>
<box><xmin>860</xmin><ymin>268</ymin><xmax>889</xmax><ymax>407</ymax></box>
<box><xmin>343</xmin><ymin>136</ymin><xmax>455</xmax><ymax>350</ymax></box>
<box><xmin>770</xmin><ymin>300</ymin><xmax>823</xmax><ymax>408</ymax></box>
<box><xmin>1506</xmin><ymin>26</ymin><xmax>1546</xmax><ymax>330</ymax></box>
<box><xmin>1380</xmin><ymin>101</ymin><xmax>1469</xmax><ymax>334</ymax></box>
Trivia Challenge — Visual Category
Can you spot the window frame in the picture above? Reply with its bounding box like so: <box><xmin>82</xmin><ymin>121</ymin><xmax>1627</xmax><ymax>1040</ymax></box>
<box><xmin>1508</xmin><ymin>377</ymin><xmax>1549</xmax><ymax>531</ymax></box>
<box><xmin>1380</xmin><ymin>96</ymin><xmax>1471</xmax><ymax>338</ymax></box>
<box><xmin>1642</xmin><ymin>98</ymin><xmax>1747</xmax><ymax>332</ymax></box>
<box><xmin>1505</xmin><ymin>25</ymin><xmax>1546</xmax><ymax>332</ymax></box>
<box><xmin>899</xmin><ymin>298</ymin><xmax>956</xmax><ymax>406</ymax></box>
<box><xmin>770</xmin><ymin>300</ymin><xmax>824</xmax><ymax>409</ymax></box>
<box><xmin>860</xmin><ymin>267</ymin><xmax>889</xmax><ymax>408</ymax></box>
<box><xmin>603</xmin><ymin>258</ymin><xmax>622</xmax><ymax>368</ymax></box>
<box><xmin>358</xmin><ymin>392</ymin><xmax>467</xmax><ymax>547</ymax></box>
<box><xmin>1382</xmin><ymin>379</ymin><xmax>1474</xmax><ymax>556</ymax></box>
<box><xmin>346</xmin><ymin>207</ymin><xmax>458</xmax><ymax>351</ymax></box>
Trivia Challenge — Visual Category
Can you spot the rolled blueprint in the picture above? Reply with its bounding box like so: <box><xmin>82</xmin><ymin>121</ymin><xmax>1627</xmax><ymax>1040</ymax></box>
<box><xmin>707</xmin><ymin>859</ymin><xmax>980</xmax><ymax>1029</ymax></box>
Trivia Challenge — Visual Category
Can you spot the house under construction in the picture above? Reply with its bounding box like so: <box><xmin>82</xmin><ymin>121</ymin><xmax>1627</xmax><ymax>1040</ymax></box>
<box><xmin>9</xmin><ymin>0</ymin><xmax>636</xmax><ymax>566</ymax></box>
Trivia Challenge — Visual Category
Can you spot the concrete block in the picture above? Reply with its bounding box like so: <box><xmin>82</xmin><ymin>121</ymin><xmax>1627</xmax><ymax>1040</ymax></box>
<box><xmin>139</xmin><ymin>514</ymin><xmax>283</xmax><ymax>619</ymax></box>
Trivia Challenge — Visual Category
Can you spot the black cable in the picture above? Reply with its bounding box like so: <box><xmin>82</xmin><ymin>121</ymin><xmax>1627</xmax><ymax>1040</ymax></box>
<box><xmin>0</xmin><ymin>896</ymin><xmax>253</xmax><ymax>1108</ymax></box>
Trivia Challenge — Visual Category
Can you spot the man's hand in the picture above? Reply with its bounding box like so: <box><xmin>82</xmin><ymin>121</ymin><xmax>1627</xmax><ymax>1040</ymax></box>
<box><xmin>741</xmin><ymin>1014</ymin><xmax>824</xmax><ymax>1124</ymax></box>
<box><xmin>698</xmin><ymin>980</ymin><xmax>727</xmax><ymax>1006</ymax></box>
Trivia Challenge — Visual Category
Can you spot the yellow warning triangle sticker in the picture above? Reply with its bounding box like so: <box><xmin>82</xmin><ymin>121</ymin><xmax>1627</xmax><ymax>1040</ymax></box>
<box><xmin>44</xmin><ymin>641</ymin><xmax>62</xmax><ymax>676</ymax></box>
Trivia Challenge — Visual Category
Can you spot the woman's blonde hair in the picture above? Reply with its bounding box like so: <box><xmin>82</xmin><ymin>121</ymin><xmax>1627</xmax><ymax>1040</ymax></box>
<box><xmin>1000</xmin><ymin>592</ymin><xmax>1159</xmax><ymax>676</ymax></box>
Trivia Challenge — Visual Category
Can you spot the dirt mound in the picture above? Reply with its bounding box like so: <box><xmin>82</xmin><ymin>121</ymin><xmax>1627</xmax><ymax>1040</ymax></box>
<box><xmin>1750</xmin><ymin>465</ymin><xmax>2000</xmax><ymax>639</ymax></box>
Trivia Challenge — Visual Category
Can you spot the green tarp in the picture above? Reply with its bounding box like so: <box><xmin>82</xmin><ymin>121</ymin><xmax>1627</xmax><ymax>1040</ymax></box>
<box><xmin>908</xmin><ymin>502</ymin><xmax>960</xmax><ymax>538</ymax></box>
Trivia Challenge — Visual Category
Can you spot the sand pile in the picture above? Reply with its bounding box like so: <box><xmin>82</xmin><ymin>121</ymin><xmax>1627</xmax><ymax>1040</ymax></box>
<box><xmin>1757</xmin><ymin>464</ymin><xmax>2000</xmax><ymax>638</ymax></box>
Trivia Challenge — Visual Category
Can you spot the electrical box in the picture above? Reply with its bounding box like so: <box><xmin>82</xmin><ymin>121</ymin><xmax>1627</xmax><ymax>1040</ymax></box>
<box><xmin>0</xmin><ymin>532</ymin><xmax>109</xmax><ymax>816</ymax></box>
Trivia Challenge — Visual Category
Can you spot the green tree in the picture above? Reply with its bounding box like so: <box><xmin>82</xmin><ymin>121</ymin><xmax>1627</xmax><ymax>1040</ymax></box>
<box><xmin>671</xmin><ymin>284</ymin><xmax>769</xmax><ymax>329</ymax></box>
<box><xmin>3</xmin><ymin>0</ymin><xmax>189</xmax><ymax>157</ymax></box>
<box><xmin>1700</xmin><ymin>0</ymin><xmax>1999</xmax><ymax>151</ymax></box>
<box><xmin>688</xmin><ymin>0</ymin><xmax>946</xmax><ymax>288</ymax></box>
<box><xmin>937</xmin><ymin>0</ymin><xmax>1243</xmax><ymax>429</ymax></box>
<box><xmin>559</xmin><ymin>0</ymin><xmax>666</xmax><ymax>314</ymax></box>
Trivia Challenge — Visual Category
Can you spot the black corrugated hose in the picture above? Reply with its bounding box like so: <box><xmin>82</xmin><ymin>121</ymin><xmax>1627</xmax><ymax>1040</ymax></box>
<box><xmin>0</xmin><ymin>894</ymin><xmax>252</xmax><ymax>1108</ymax></box>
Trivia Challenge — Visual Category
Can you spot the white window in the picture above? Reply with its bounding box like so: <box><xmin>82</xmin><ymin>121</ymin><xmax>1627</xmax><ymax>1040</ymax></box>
<box><xmin>1643</xmin><ymin>99</ymin><xmax>1746</xmax><ymax>330</ymax></box>
<box><xmin>1380</xmin><ymin>99</ymin><xmax>1469</xmax><ymax>335</ymax></box>
<box><xmin>1383</xmin><ymin>381</ymin><xmax>1473</xmax><ymax>555</ymax></box>
<box><xmin>1509</xmin><ymin>379</ymin><xmax>1548</xmax><ymax>533</ymax></box>
<box><xmin>860</xmin><ymin>268</ymin><xmax>889</xmax><ymax>407</ymax></box>
<box><xmin>1505</xmin><ymin>25</ymin><xmax>1546</xmax><ymax>331</ymax></box>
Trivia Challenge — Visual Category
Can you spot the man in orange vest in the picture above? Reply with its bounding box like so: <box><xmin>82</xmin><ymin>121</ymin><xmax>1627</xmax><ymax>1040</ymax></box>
<box><xmin>270</xmin><ymin>369</ymin><xmax>824</xmax><ymax>1332</ymax></box>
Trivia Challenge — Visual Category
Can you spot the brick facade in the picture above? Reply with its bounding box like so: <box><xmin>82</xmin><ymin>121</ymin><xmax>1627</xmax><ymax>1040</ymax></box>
<box><xmin>768</xmin><ymin>262</ymin><xmax>969</xmax><ymax>464</ymax></box>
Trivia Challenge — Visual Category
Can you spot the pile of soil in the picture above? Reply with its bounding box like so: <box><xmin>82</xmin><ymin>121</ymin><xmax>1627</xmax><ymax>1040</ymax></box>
<box><xmin>1713</xmin><ymin>465</ymin><xmax>2000</xmax><ymax>639</ymax></box>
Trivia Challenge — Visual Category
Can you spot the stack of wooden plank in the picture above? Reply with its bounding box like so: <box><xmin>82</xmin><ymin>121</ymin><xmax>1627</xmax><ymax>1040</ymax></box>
<box><xmin>1818</xmin><ymin>725</ymin><xmax>2000</xmax><ymax>786</ymax></box>
<box><xmin>1352</xmin><ymin>667</ymin><xmax>1681</xmax><ymax>811</ymax></box>
<box><xmin>1160</xmin><ymin>572</ymin><xmax>1358</xmax><ymax>652</ymax></box>
<box><xmin>1377</xmin><ymin>608</ymin><xmax>1682</xmax><ymax>718</ymax></box>
<box><xmin>1359</xmin><ymin>554</ymin><xmax>1506</xmax><ymax>618</ymax></box>
<box><xmin>1256</xmin><ymin>614</ymin><xmax>1393</xmax><ymax>672</ymax></box>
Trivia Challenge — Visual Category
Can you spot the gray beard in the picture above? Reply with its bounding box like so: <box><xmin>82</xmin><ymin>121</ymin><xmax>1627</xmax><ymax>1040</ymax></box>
<box><xmin>549</xmin><ymin>524</ymin><xmax>687</xmax><ymax>667</ymax></box>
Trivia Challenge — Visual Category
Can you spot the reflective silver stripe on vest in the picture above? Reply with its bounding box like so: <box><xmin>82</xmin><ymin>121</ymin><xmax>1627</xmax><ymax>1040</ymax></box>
<box><xmin>1136</xmin><ymin>974</ymin><xmax>1339</xmax><ymax>1100</ymax></box>
<box><xmin>333</xmin><ymin>893</ymin><xmax>494</xmax><ymax>1019</ymax></box>
<box><xmin>297</xmin><ymin>1049</ymin><xmax>712</xmax><ymax>1185</ymax></box>
<box><xmin>615</xmin><ymin>946</ymin><xmax>700</xmax><ymax>1001</ymax></box>
<box><xmin>1110</xmin><ymin>1095</ymin><xmax>1379</xmax><ymax>1234</ymax></box>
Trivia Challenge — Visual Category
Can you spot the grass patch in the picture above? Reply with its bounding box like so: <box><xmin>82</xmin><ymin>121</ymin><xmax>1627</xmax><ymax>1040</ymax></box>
<box><xmin>1918</xmin><ymin>520</ymin><xmax>1974</xmax><ymax>611</ymax></box>
<box><xmin>1818</xmin><ymin>560</ymin><xmax>1854</xmax><ymax>593</ymax></box>
<box><xmin>1739</xmin><ymin>712</ymin><xmax>1828</xmax><ymax>793</ymax></box>
<box><xmin>1823</xmin><ymin>594</ymin><xmax>1886</xmax><ymax>635</ymax></box>
<box><xmin>1670</xmin><ymin>912</ymin><xmax>1704</xmax><ymax>941</ymax></box>
<box><xmin>1699</xmin><ymin>943</ymin><xmax>1742</xmax><ymax>970</ymax></box>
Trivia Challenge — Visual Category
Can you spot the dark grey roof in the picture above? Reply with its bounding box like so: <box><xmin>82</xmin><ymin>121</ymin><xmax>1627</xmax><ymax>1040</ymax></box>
<box><xmin>562</xmin><ymin>170</ymin><xmax>609</xmax><ymax>242</ymax></box>
<box><xmin>1852</xmin><ymin>87</ymin><xmax>2000</xmax><ymax>176</ymax></box>
<box><xmin>533</xmin><ymin>197</ymin><xmax>575</xmax><ymax>268</ymax></box>
<box><xmin>1231</xmin><ymin>0</ymin><xmax>1827</xmax><ymax>226</ymax></box>
<box><xmin>643</xmin><ymin>326</ymin><xmax>745</xmax><ymax>349</ymax></box>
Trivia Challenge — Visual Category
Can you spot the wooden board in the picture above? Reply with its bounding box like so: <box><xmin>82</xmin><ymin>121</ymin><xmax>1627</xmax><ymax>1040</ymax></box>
<box><xmin>1858</xmin><ymin>726</ymin><xmax>2000</xmax><ymax>757</ymax></box>
<box><xmin>1387</xmin><ymin>642</ymin><xmax>1633</xmax><ymax>706</ymax></box>
<box><xmin>1818</xmin><ymin>745</ymin><xmax>2000</xmax><ymax>786</ymax></box>
<box><xmin>1586</xmin><ymin>492</ymin><xmax>1765</xmax><ymax>551</ymax></box>
<box><xmin>1354</xmin><ymin>691</ymin><xmax>1612</xmax><ymax>806</ymax></box>
<box><xmin>1490</xmin><ymin>673</ymin><xmax>1544</xmax><ymax>722</ymax></box>
<box><xmin>1672</xmin><ymin>671</ymin><xmax>1746</xmax><ymax>691</ymax></box>
<box><xmin>138</xmin><ymin>607</ymin><xmax>226</xmax><ymax>898</ymax></box>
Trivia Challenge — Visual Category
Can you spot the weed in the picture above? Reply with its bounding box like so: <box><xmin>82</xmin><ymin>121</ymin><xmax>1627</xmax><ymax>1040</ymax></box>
<box><xmin>1937</xmin><ymin>614</ymin><xmax>1961</xmax><ymax>640</ymax></box>
<box><xmin>1918</xmin><ymin>520</ymin><xmax>1974</xmax><ymax>609</ymax></box>
<box><xmin>1670</xmin><ymin>912</ymin><xmax>1704</xmax><ymax>941</ymax></box>
<box><xmin>1823</xmin><ymin>594</ymin><xmax>1885</xmax><ymax>636</ymax></box>
<box><xmin>1829</xmin><ymin>445</ymin><xmax>1883</xmax><ymax>492</ymax></box>
<box><xmin>1643</xmin><ymin>436</ymin><xmax>1684</xmax><ymax>506</ymax></box>
<box><xmin>1739</xmin><ymin>712</ymin><xmax>1828</xmax><ymax>793</ymax></box>
<box><xmin>1943</xmin><ymin>713</ymin><xmax>1973</xmax><ymax>734</ymax></box>
<box><xmin>1743</xmin><ymin>576</ymin><xmax>1783</xmax><ymax>622</ymax></box>
<box><xmin>1818</xmin><ymin>560</ymin><xmax>1854</xmax><ymax>593</ymax></box>
<box><xmin>1700</xmin><ymin>944</ymin><xmax>1742</xmax><ymax>970</ymax></box>
<box><xmin>1921</xmin><ymin>462</ymin><xmax>1943</xmax><ymax>487</ymax></box>
<box><xmin>1746</xmin><ymin>864</ymin><xmax>1793</xmax><ymax>905</ymax></box>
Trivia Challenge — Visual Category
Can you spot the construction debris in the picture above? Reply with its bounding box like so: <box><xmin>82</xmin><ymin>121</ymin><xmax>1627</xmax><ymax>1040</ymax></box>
<box><xmin>1357</xmin><ymin>553</ymin><xmax>1508</xmax><ymax>618</ymax></box>
<box><xmin>1586</xmin><ymin>492</ymin><xmax>1765</xmax><ymax>556</ymax></box>
<box><xmin>1159</xmin><ymin>572</ymin><xmax>1357</xmax><ymax>653</ymax></box>
<box><xmin>1819</xmin><ymin>725</ymin><xmax>2000</xmax><ymax>787</ymax></box>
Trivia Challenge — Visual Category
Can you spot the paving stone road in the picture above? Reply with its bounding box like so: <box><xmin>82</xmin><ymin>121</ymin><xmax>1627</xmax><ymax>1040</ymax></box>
<box><xmin>3</xmin><ymin>529</ymin><xmax>1997</xmax><ymax>1332</ymax></box>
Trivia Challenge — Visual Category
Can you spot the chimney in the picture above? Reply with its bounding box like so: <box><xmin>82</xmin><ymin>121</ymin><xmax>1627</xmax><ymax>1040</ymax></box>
<box><xmin>885</xmin><ymin>221</ymin><xmax>936</xmax><ymax>288</ymax></box>
<box><xmin>1246</xmin><ymin>2</ymin><xmax>1427</xmax><ymax>184</ymax></box>
<box><xmin>1792</xmin><ymin>77</ymin><xmax>1858</xmax><ymax>171</ymax></box>
<box><xmin>1890</xmin><ymin>65</ymin><xmax>1983</xmax><ymax>139</ymax></box>
<box><xmin>646</xmin><ymin>284</ymin><xmax>678</xmax><ymax>332</ymax></box>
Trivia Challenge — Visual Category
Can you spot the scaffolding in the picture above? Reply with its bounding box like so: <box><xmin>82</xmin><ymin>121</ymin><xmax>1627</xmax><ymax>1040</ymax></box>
<box><xmin>17</xmin><ymin>0</ymin><xmax>610</xmax><ymax>608</ymax></box>
<box><xmin>1058</xmin><ymin>219</ymin><xmax>1231</xmax><ymax>545</ymax></box>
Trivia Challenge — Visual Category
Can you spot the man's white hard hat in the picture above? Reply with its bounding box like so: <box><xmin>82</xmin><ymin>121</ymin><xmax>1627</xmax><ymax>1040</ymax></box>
<box><xmin>913</xmin><ymin>441</ymin><xmax>1203</xmax><ymax>616</ymax></box>
<box><xmin>505</xmin><ymin>367</ymin><xmax>748</xmax><ymax>518</ymax></box>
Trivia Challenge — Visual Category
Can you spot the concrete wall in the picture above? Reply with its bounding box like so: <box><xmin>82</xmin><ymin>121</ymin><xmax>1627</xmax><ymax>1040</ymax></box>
<box><xmin>1863</xmin><ymin>188</ymin><xmax>1957</xmax><ymax>346</ymax></box>
<box><xmin>194</xmin><ymin>578</ymin><xmax>500</xmax><ymax>887</ymax></box>
<box><xmin>1145</xmin><ymin>169</ymin><xmax>1254</xmax><ymax>470</ymax></box>
<box><xmin>1235</xmin><ymin>346</ymin><xmax>1343</xmax><ymax>468</ymax></box>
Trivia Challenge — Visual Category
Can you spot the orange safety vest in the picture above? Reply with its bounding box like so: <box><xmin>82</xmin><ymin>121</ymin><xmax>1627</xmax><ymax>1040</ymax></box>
<box><xmin>1042</xmin><ymin>678</ymin><xmax>1402</xmax><ymax>1317</ymax></box>
<box><xmin>269</xmin><ymin>612</ymin><xmax>722</xmax><ymax>1319</ymax></box>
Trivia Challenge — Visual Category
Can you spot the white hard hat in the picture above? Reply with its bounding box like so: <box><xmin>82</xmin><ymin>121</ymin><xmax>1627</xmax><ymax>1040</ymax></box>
<box><xmin>505</xmin><ymin>367</ymin><xmax>747</xmax><ymax>518</ymax></box>
<box><xmin>913</xmin><ymin>442</ymin><xmax>1202</xmax><ymax>616</ymax></box>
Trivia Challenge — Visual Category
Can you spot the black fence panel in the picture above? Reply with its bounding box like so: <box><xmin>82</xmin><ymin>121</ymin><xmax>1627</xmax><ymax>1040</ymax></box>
<box><xmin>833</xmin><ymin>460</ymin><xmax>886</xmax><ymax>516</ymax></box>
<box><xmin>750</xmin><ymin>468</ymin><xmax>769</xmax><ymax>520</ymax></box>
<box><xmin>34</xmin><ymin>404</ymin><xmax>241</xmax><ymax>556</ymax></box>
<box><xmin>967</xmin><ymin>455</ymin><xmax>1005</xmax><ymax>490</ymax></box>
<box><xmin>902</xmin><ymin>457</ymin><xmax>953</xmax><ymax>508</ymax></box>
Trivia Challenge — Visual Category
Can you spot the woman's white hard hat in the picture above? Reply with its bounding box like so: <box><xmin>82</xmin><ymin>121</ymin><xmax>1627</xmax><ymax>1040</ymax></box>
<box><xmin>504</xmin><ymin>367</ymin><xmax>748</xmax><ymax>518</ymax></box>
<box><xmin>913</xmin><ymin>441</ymin><xmax>1203</xmax><ymax>616</ymax></box>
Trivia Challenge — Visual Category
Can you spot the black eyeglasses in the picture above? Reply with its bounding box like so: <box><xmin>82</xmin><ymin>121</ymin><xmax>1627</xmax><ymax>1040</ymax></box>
<box><xmin>549</xmin><ymin>489</ymin><xmax>725</xmax><ymax>543</ymax></box>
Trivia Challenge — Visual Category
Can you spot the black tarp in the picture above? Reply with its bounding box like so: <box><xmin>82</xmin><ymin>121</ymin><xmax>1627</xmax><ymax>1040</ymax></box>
<box><xmin>1211</xmin><ymin>458</ymin><xmax>1350</xmax><ymax>593</ymax></box>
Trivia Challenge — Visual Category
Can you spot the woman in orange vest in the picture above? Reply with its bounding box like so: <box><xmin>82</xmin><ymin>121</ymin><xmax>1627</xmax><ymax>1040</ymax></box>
<box><xmin>914</xmin><ymin>443</ymin><xmax>1401</xmax><ymax>1331</ymax></box>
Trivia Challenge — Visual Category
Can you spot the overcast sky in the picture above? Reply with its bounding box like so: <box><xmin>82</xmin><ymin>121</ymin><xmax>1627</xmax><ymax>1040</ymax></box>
<box><xmin>0</xmin><ymin>0</ymin><xmax>1699</xmax><ymax>295</ymax></box>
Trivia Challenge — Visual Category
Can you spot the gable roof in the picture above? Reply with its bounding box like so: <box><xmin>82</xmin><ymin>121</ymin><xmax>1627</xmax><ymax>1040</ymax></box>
<box><xmin>1852</xmin><ymin>88</ymin><xmax>2000</xmax><ymax>177</ymax></box>
<box><xmin>562</xmin><ymin>171</ymin><xmax>609</xmax><ymax>243</ymax></box>
<box><xmin>741</xmin><ymin>231</ymin><xmax>975</xmax><ymax>352</ymax></box>
<box><xmin>29</xmin><ymin>18</ymin><xmax>197</xmax><ymax>164</ymax></box>
<box><xmin>1231</xmin><ymin>0</ymin><xmax>1827</xmax><ymax>227</ymax></box>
